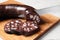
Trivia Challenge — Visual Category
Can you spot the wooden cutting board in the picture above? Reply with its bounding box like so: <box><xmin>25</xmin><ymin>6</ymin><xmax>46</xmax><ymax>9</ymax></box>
<box><xmin>0</xmin><ymin>0</ymin><xmax>60</xmax><ymax>40</ymax></box>
<box><xmin>0</xmin><ymin>14</ymin><xmax>59</xmax><ymax>40</ymax></box>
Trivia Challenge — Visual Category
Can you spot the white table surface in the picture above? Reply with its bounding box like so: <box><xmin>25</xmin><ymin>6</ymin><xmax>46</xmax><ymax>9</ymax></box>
<box><xmin>0</xmin><ymin>0</ymin><xmax>60</xmax><ymax>40</ymax></box>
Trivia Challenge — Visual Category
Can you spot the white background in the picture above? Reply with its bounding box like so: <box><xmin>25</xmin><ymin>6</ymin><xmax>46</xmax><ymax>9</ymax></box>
<box><xmin>0</xmin><ymin>0</ymin><xmax>60</xmax><ymax>40</ymax></box>
<box><xmin>0</xmin><ymin>0</ymin><xmax>60</xmax><ymax>9</ymax></box>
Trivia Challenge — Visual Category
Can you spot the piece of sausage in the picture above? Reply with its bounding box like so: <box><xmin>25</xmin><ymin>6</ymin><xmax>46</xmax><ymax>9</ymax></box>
<box><xmin>0</xmin><ymin>4</ymin><xmax>40</xmax><ymax>24</ymax></box>
<box><xmin>10</xmin><ymin>19</ymin><xmax>24</xmax><ymax>34</ymax></box>
<box><xmin>4</xmin><ymin>22</ymin><xmax>13</xmax><ymax>34</ymax></box>
<box><xmin>4</xmin><ymin>19</ymin><xmax>24</xmax><ymax>34</ymax></box>
<box><xmin>23</xmin><ymin>21</ymin><xmax>39</xmax><ymax>36</ymax></box>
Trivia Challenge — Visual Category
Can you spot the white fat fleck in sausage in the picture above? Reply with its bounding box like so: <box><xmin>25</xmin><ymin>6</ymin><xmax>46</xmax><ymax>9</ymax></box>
<box><xmin>24</xmin><ymin>28</ymin><xmax>27</xmax><ymax>31</ymax></box>
<box><xmin>11</xmin><ymin>22</ymin><xmax>14</xmax><ymax>24</ymax></box>
<box><xmin>30</xmin><ymin>15</ymin><xmax>33</xmax><ymax>19</ymax></box>
<box><xmin>30</xmin><ymin>28</ymin><xmax>33</xmax><ymax>30</ymax></box>
<box><xmin>26</xmin><ymin>28</ymin><xmax>30</xmax><ymax>32</ymax></box>
<box><xmin>11</xmin><ymin>25</ymin><xmax>14</xmax><ymax>27</ymax></box>
<box><xmin>33</xmin><ymin>15</ymin><xmax>37</xmax><ymax>20</ymax></box>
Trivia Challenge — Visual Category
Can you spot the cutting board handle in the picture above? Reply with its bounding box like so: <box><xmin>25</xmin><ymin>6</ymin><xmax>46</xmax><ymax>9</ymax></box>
<box><xmin>0</xmin><ymin>0</ymin><xmax>23</xmax><ymax>5</ymax></box>
<box><xmin>7</xmin><ymin>0</ymin><xmax>16</xmax><ymax>2</ymax></box>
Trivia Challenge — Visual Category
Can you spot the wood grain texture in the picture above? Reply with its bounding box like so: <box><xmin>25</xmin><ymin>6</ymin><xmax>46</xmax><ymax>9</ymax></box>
<box><xmin>0</xmin><ymin>0</ymin><xmax>60</xmax><ymax>40</ymax></box>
